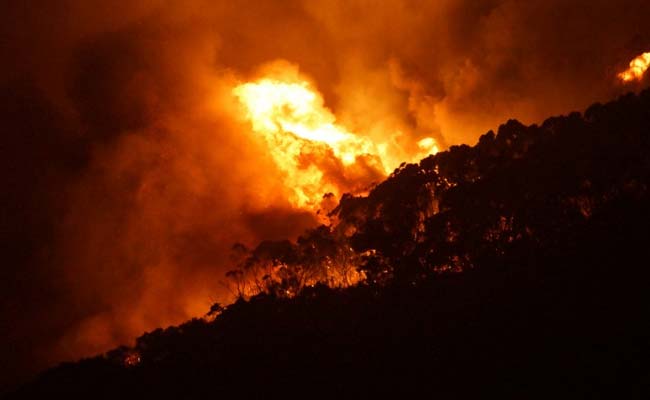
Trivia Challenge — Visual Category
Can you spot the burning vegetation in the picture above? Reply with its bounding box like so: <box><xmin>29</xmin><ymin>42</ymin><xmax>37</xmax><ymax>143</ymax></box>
<box><xmin>619</xmin><ymin>51</ymin><xmax>650</xmax><ymax>82</ymax></box>
<box><xmin>233</xmin><ymin>63</ymin><xmax>438</xmax><ymax>210</ymax></box>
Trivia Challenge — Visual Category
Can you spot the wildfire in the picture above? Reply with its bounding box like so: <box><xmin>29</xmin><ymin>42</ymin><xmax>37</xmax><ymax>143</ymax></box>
<box><xmin>618</xmin><ymin>52</ymin><xmax>650</xmax><ymax>82</ymax></box>
<box><xmin>233</xmin><ymin>69</ymin><xmax>439</xmax><ymax>210</ymax></box>
<box><xmin>417</xmin><ymin>137</ymin><xmax>439</xmax><ymax>154</ymax></box>
<box><xmin>233</xmin><ymin>79</ymin><xmax>375</xmax><ymax>166</ymax></box>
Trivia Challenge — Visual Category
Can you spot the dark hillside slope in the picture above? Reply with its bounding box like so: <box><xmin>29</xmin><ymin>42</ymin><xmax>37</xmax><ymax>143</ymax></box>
<box><xmin>8</xmin><ymin>90</ymin><xmax>650</xmax><ymax>399</ymax></box>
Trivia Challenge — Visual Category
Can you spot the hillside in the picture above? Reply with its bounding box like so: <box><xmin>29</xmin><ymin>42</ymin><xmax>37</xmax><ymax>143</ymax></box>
<box><xmin>7</xmin><ymin>89</ymin><xmax>650</xmax><ymax>399</ymax></box>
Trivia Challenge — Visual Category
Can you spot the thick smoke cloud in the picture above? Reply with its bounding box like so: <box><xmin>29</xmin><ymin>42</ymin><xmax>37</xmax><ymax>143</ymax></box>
<box><xmin>2</xmin><ymin>0</ymin><xmax>650</xmax><ymax>390</ymax></box>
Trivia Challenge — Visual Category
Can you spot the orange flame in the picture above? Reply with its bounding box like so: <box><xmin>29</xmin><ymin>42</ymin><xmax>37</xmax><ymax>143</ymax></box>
<box><xmin>618</xmin><ymin>52</ymin><xmax>650</xmax><ymax>82</ymax></box>
<box><xmin>233</xmin><ymin>79</ymin><xmax>376</xmax><ymax>165</ymax></box>
<box><xmin>233</xmin><ymin>68</ymin><xmax>439</xmax><ymax>210</ymax></box>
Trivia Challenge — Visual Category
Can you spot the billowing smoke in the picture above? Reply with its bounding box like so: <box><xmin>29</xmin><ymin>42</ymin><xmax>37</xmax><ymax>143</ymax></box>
<box><xmin>1</xmin><ymin>0</ymin><xmax>649</xmax><ymax>389</ymax></box>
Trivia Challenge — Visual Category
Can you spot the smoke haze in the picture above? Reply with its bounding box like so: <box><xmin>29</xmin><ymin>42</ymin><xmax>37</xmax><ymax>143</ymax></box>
<box><xmin>2</xmin><ymin>0</ymin><xmax>650</xmax><ymax>390</ymax></box>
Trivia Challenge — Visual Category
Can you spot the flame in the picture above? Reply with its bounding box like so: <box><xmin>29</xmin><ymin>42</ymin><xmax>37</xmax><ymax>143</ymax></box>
<box><xmin>618</xmin><ymin>52</ymin><xmax>650</xmax><ymax>82</ymax></box>
<box><xmin>233</xmin><ymin>70</ymin><xmax>440</xmax><ymax>210</ymax></box>
<box><xmin>233</xmin><ymin>79</ymin><xmax>374</xmax><ymax>165</ymax></box>
<box><xmin>417</xmin><ymin>137</ymin><xmax>440</xmax><ymax>155</ymax></box>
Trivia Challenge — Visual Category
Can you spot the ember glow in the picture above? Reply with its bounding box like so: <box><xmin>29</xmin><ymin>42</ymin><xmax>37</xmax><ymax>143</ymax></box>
<box><xmin>618</xmin><ymin>52</ymin><xmax>650</xmax><ymax>82</ymax></box>
<box><xmin>233</xmin><ymin>68</ymin><xmax>439</xmax><ymax>210</ymax></box>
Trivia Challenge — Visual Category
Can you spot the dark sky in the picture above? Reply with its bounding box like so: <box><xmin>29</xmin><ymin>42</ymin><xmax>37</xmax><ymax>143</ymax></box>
<box><xmin>2</xmin><ymin>0</ymin><xmax>650</xmax><ymax>391</ymax></box>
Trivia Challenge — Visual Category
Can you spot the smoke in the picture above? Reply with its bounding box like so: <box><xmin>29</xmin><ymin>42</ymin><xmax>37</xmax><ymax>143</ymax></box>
<box><xmin>2</xmin><ymin>0</ymin><xmax>650</xmax><ymax>389</ymax></box>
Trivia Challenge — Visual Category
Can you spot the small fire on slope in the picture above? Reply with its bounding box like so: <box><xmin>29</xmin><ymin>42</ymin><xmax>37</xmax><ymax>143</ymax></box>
<box><xmin>618</xmin><ymin>51</ymin><xmax>650</xmax><ymax>82</ymax></box>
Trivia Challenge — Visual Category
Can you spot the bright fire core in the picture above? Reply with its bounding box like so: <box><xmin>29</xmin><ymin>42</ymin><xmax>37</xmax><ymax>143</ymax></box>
<box><xmin>233</xmin><ymin>74</ymin><xmax>439</xmax><ymax>210</ymax></box>
<box><xmin>619</xmin><ymin>52</ymin><xmax>650</xmax><ymax>82</ymax></box>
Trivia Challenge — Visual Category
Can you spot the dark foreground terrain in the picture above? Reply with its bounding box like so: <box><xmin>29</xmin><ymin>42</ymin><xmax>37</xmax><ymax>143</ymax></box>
<box><xmin>7</xmin><ymin>90</ymin><xmax>650</xmax><ymax>399</ymax></box>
